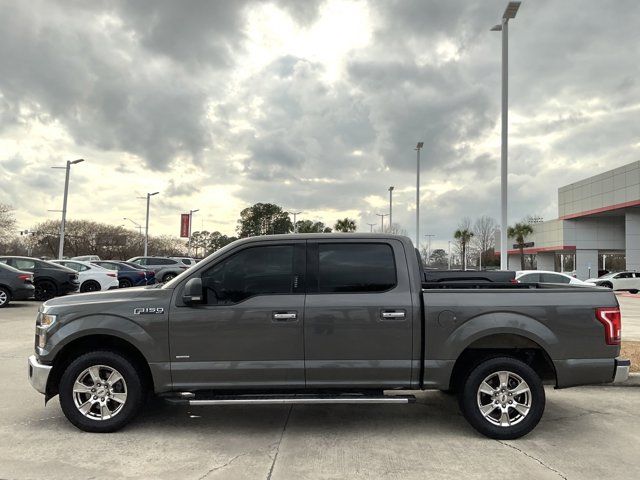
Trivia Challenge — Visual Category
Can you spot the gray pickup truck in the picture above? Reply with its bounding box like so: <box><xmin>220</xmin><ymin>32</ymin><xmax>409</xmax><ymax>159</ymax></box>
<box><xmin>28</xmin><ymin>234</ymin><xmax>630</xmax><ymax>439</ymax></box>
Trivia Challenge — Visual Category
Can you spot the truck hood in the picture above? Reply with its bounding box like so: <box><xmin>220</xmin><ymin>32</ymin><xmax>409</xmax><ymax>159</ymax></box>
<box><xmin>42</xmin><ymin>285</ymin><xmax>170</xmax><ymax>310</ymax></box>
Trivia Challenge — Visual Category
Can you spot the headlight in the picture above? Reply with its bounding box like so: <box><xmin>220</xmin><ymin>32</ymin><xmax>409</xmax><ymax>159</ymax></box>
<box><xmin>39</xmin><ymin>313</ymin><xmax>57</xmax><ymax>329</ymax></box>
<box><xmin>36</xmin><ymin>313</ymin><xmax>57</xmax><ymax>351</ymax></box>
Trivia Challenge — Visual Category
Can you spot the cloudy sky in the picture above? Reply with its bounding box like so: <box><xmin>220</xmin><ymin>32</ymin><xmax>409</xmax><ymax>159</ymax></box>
<box><xmin>1</xmin><ymin>0</ymin><xmax>639</xmax><ymax>251</ymax></box>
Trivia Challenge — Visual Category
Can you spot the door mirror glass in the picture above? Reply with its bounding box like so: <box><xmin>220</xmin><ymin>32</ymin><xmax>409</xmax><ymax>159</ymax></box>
<box><xmin>183</xmin><ymin>277</ymin><xmax>203</xmax><ymax>305</ymax></box>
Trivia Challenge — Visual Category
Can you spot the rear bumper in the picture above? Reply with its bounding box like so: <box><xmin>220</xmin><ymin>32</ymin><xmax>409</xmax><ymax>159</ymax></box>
<box><xmin>12</xmin><ymin>285</ymin><xmax>35</xmax><ymax>300</ymax></box>
<box><xmin>28</xmin><ymin>355</ymin><xmax>51</xmax><ymax>395</ymax></box>
<box><xmin>614</xmin><ymin>358</ymin><xmax>631</xmax><ymax>383</ymax></box>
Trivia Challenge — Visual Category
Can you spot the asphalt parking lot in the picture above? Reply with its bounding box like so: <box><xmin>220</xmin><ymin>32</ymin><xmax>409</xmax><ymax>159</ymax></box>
<box><xmin>1</xmin><ymin>301</ymin><xmax>640</xmax><ymax>480</ymax></box>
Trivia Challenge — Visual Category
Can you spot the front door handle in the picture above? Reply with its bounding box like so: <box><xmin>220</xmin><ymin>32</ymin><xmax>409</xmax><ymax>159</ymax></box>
<box><xmin>272</xmin><ymin>311</ymin><xmax>298</xmax><ymax>322</ymax></box>
<box><xmin>381</xmin><ymin>310</ymin><xmax>406</xmax><ymax>320</ymax></box>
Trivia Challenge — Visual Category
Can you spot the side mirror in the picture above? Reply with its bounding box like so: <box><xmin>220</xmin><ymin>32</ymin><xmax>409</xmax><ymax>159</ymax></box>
<box><xmin>182</xmin><ymin>277</ymin><xmax>203</xmax><ymax>305</ymax></box>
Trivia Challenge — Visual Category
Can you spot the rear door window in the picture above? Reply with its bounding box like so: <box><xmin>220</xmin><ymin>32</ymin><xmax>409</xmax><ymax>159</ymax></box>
<box><xmin>316</xmin><ymin>243</ymin><xmax>396</xmax><ymax>293</ymax></box>
<box><xmin>540</xmin><ymin>273</ymin><xmax>570</xmax><ymax>284</ymax></box>
<box><xmin>519</xmin><ymin>273</ymin><xmax>540</xmax><ymax>283</ymax></box>
<box><xmin>14</xmin><ymin>259</ymin><xmax>36</xmax><ymax>271</ymax></box>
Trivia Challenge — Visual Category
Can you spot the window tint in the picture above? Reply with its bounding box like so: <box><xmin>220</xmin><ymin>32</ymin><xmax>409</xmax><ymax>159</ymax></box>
<box><xmin>132</xmin><ymin>258</ymin><xmax>145</xmax><ymax>265</ymax></box>
<box><xmin>616</xmin><ymin>272</ymin><xmax>633</xmax><ymax>279</ymax></box>
<box><xmin>152</xmin><ymin>258</ymin><xmax>175</xmax><ymax>265</ymax></box>
<box><xmin>63</xmin><ymin>262</ymin><xmax>82</xmax><ymax>272</ymax></box>
<box><xmin>0</xmin><ymin>259</ymin><xmax>8</xmax><ymax>264</ymax></box>
<box><xmin>14</xmin><ymin>259</ymin><xmax>35</xmax><ymax>271</ymax></box>
<box><xmin>317</xmin><ymin>243</ymin><xmax>396</xmax><ymax>293</ymax></box>
<box><xmin>180</xmin><ymin>259</ymin><xmax>190</xmax><ymax>265</ymax></box>
<box><xmin>519</xmin><ymin>273</ymin><xmax>539</xmax><ymax>283</ymax></box>
<box><xmin>540</xmin><ymin>273</ymin><xmax>570</xmax><ymax>284</ymax></box>
<box><xmin>201</xmin><ymin>245</ymin><xmax>295</xmax><ymax>305</ymax></box>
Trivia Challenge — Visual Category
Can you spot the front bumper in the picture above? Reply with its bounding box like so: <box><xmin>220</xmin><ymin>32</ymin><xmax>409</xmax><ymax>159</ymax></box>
<box><xmin>614</xmin><ymin>358</ymin><xmax>631</xmax><ymax>383</ymax></box>
<box><xmin>28</xmin><ymin>355</ymin><xmax>51</xmax><ymax>394</ymax></box>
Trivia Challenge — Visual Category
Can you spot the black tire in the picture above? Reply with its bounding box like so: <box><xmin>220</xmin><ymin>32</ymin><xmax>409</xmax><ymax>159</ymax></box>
<box><xmin>458</xmin><ymin>357</ymin><xmax>545</xmax><ymax>440</ymax></box>
<box><xmin>59</xmin><ymin>350</ymin><xmax>145</xmax><ymax>433</ymax></box>
<box><xmin>600</xmin><ymin>282</ymin><xmax>613</xmax><ymax>289</ymax></box>
<box><xmin>80</xmin><ymin>280</ymin><xmax>101</xmax><ymax>293</ymax></box>
<box><xmin>119</xmin><ymin>278</ymin><xmax>133</xmax><ymax>288</ymax></box>
<box><xmin>34</xmin><ymin>280</ymin><xmax>57</xmax><ymax>301</ymax></box>
<box><xmin>630</xmin><ymin>289</ymin><xmax>639</xmax><ymax>295</ymax></box>
<box><xmin>162</xmin><ymin>273</ymin><xmax>176</xmax><ymax>282</ymax></box>
<box><xmin>0</xmin><ymin>286</ymin><xmax>10</xmax><ymax>308</ymax></box>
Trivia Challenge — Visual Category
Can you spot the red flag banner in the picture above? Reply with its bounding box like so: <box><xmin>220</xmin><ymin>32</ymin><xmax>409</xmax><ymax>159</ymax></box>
<box><xmin>180</xmin><ymin>213</ymin><xmax>190</xmax><ymax>238</ymax></box>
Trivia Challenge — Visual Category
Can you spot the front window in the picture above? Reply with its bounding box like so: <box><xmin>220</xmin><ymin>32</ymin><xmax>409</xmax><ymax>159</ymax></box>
<box><xmin>201</xmin><ymin>245</ymin><xmax>295</xmax><ymax>305</ymax></box>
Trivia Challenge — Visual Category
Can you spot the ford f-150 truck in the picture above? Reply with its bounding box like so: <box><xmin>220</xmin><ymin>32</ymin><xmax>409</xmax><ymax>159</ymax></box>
<box><xmin>28</xmin><ymin>234</ymin><xmax>630</xmax><ymax>439</ymax></box>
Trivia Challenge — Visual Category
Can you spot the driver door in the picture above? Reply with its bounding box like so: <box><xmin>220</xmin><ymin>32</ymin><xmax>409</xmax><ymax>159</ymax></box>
<box><xmin>168</xmin><ymin>241</ymin><xmax>306</xmax><ymax>390</ymax></box>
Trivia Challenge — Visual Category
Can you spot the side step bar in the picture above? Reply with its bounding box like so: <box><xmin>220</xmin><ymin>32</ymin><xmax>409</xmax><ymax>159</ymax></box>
<box><xmin>165</xmin><ymin>393</ymin><xmax>415</xmax><ymax>406</ymax></box>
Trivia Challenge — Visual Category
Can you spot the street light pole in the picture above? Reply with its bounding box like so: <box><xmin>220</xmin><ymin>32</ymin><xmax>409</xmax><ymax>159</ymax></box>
<box><xmin>448</xmin><ymin>240</ymin><xmax>452</xmax><ymax>270</ymax></box>
<box><xmin>388</xmin><ymin>186</ymin><xmax>394</xmax><ymax>229</ymax></box>
<box><xmin>123</xmin><ymin>217</ymin><xmax>142</xmax><ymax>235</ymax></box>
<box><xmin>289</xmin><ymin>211</ymin><xmax>302</xmax><ymax>233</ymax></box>
<box><xmin>367</xmin><ymin>222</ymin><xmax>377</xmax><ymax>233</ymax></box>
<box><xmin>424</xmin><ymin>234</ymin><xmax>435</xmax><ymax>265</ymax></box>
<box><xmin>52</xmin><ymin>159</ymin><xmax>84</xmax><ymax>259</ymax></box>
<box><xmin>415</xmin><ymin>142</ymin><xmax>424</xmax><ymax>249</ymax></box>
<box><xmin>142</xmin><ymin>192</ymin><xmax>159</xmax><ymax>257</ymax></box>
<box><xmin>376</xmin><ymin>213</ymin><xmax>389</xmax><ymax>233</ymax></box>
<box><xmin>492</xmin><ymin>1</ymin><xmax>520</xmax><ymax>271</ymax></box>
<box><xmin>188</xmin><ymin>209</ymin><xmax>199</xmax><ymax>257</ymax></box>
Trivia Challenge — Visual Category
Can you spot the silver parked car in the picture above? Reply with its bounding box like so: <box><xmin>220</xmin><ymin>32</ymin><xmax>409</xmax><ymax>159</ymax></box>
<box><xmin>126</xmin><ymin>256</ymin><xmax>188</xmax><ymax>282</ymax></box>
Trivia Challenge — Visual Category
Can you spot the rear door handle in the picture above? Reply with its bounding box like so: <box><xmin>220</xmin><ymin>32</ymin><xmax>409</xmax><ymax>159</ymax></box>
<box><xmin>272</xmin><ymin>311</ymin><xmax>298</xmax><ymax>322</ymax></box>
<box><xmin>381</xmin><ymin>310</ymin><xmax>406</xmax><ymax>320</ymax></box>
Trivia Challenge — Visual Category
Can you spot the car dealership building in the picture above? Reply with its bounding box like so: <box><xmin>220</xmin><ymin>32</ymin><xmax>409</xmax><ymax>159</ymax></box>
<box><xmin>497</xmin><ymin>161</ymin><xmax>640</xmax><ymax>280</ymax></box>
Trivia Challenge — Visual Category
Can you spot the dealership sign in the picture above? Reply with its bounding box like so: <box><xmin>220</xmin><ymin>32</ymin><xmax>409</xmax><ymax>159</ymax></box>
<box><xmin>513</xmin><ymin>242</ymin><xmax>535</xmax><ymax>249</ymax></box>
<box><xmin>180</xmin><ymin>213</ymin><xmax>190</xmax><ymax>238</ymax></box>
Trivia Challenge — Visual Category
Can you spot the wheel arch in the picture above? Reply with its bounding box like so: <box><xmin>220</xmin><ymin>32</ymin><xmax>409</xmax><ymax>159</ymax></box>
<box><xmin>45</xmin><ymin>334</ymin><xmax>155</xmax><ymax>402</ymax></box>
<box><xmin>447</xmin><ymin>333</ymin><xmax>557</xmax><ymax>393</ymax></box>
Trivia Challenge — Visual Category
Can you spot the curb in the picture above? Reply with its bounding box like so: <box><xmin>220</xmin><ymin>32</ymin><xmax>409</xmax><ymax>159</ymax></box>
<box><xmin>604</xmin><ymin>372</ymin><xmax>640</xmax><ymax>387</ymax></box>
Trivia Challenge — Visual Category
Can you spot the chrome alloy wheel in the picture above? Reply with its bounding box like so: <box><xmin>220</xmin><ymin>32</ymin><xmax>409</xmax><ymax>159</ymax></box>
<box><xmin>0</xmin><ymin>290</ymin><xmax>7</xmax><ymax>306</ymax></box>
<box><xmin>476</xmin><ymin>370</ymin><xmax>531</xmax><ymax>427</ymax></box>
<box><xmin>72</xmin><ymin>365</ymin><xmax>128</xmax><ymax>421</ymax></box>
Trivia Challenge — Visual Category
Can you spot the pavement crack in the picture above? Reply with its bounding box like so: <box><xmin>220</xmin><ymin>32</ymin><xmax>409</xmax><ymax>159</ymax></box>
<box><xmin>498</xmin><ymin>441</ymin><xmax>567</xmax><ymax>480</ymax></box>
<box><xmin>197</xmin><ymin>452</ymin><xmax>249</xmax><ymax>480</ymax></box>
<box><xmin>266</xmin><ymin>405</ymin><xmax>293</xmax><ymax>480</ymax></box>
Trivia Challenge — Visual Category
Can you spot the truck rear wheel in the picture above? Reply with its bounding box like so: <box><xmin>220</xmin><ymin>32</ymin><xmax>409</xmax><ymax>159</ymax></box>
<box><xmin>458</xmin><ymin>357</ymin><xmax>545</xmax><ymax>440</ymax></box>
<box><xmin>59</xmin><ymin>351</ymin><xmax>145</xmax><ymax>433</ymax></box>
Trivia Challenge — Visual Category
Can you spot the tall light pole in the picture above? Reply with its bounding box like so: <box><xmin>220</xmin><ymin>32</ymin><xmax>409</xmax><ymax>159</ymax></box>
<box><xmin>388</xmin><ymin>186</ymin><xmax>394</xmax><ymax>229</ymax></box>
<box><xmin>415</xmin><ymin>142</ymin><xmax>424</xmax><ymax>249</ymax></box>
<box><xmin>188</xmin><ymin>209</ymin><xmax>199</xmax><ymax>257</ymax></box>
<box><xmin>141</xmin><ymin>192</ymin><xmax>159</xmax><ymax>257</ymax></box>
<box><xmin>376</xmin><ymin>213</ymin><xmax>389</xmax><ymax>232</ymax></box>
<box><xmin>367</xmin><ymin>222</ymin><xmax>377</xmax><ymax>233</ymax></box>
<box><xmin>123</xmin><ymin>217</ymin><xmax>142</xmax><ymax>235</ymax></box>
<box><xmin>448</xmin><ymin>240</ymin><xmax>452</xmax><ymax>270</ymax></box>
<box><xmin>491</xmin><ymin>1</ymin><xmax>521</xmax><ymax>270</ymax></box>
<box><xmin>289</xmin><ymin>211</ymin><xmax>302</xmax><ymax>233</ymax></box>
<box><xmin>51</xmin><ymin>159</ymin><xmax>84</xmax><ymax>259</ymax></box>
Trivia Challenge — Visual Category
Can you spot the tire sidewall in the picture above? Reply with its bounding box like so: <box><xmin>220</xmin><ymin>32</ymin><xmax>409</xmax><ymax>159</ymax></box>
<box><xmin>0</xmin><ymin>287</ymin><xmax>10</xmax><ymax>308</ymax></box>
<box><xmin>459</xmin><ymin>357</ymin><xmax>545</xmax><ymax>440</ymax></box>
<box><xmin>80</xmin><ymin>280</ymin><xmax>101</xmax><ymax>293</ymax></box>
<box><xmin>119</xmin><ymin>279</ymin><xmax>132</xmax><ymax>288</ymax></box>
<box><xmin>34</xmin><ymin>280</ymin><xmax>57</xmax><ymax>301</ymax></box>
<box><xmin>59</xmin><ymin>351</ymin><xmax>144</xmax><ymax>433</ymax></box>
<box><xmin>162</xmin><ymin>273</ymin><xmax>175</xmax><ymax>282</ymax></box>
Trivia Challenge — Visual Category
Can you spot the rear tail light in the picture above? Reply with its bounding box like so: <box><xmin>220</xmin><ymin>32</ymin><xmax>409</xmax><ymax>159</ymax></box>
<box><xmin>510</xmin><ymin>278</ymin><xmax>520</xmax><ymax>284</ymax></box>
<box><xmin>18</xmin><ymin>274</ymin><xmax>33</xmax><ymax>283</ymax></box>
<box><xmin>107</xmin><ymin>273</ymin><xmax>117</xmax><ymax>277</ymax></box>
<box><xmin>595</xmin><ymin>307</ymin><xmax>621</xmax><ymax>345</ymax></box>
<box><xmin>137</xmin><ymin>271</ymin><xmax>146</xmax><ymax>276</ymax></box>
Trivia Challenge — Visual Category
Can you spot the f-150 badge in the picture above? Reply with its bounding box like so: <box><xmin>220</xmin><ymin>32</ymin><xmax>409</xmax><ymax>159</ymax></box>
<box><xmin>133</xmin><ymin>307</ymin><xmax>165</xmax><ymax>315</ymax></box>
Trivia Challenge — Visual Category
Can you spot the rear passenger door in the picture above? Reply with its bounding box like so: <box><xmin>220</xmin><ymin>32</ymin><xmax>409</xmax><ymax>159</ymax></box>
<box><xmin>304</xmin><ymin>239</ymin><xmax>414</xmax><ymax>388</ymax></box>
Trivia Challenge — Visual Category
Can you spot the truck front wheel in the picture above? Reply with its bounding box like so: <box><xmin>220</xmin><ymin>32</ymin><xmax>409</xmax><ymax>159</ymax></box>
<box><xmin>458</xmin><ymin>357</ymin><xmax>545</xmax><ymax>440</ymax></box>
<box><xmin>59</xmin><ymin>351</ymin><xmax>145</xmax><ymax>433</ymax></box>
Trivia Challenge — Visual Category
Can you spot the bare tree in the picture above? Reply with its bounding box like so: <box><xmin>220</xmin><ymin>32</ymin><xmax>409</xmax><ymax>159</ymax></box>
<box><xmin>0</xmin><ymin>203</ymin><xmax>16</xmax><ymax>242</ymax></box>
<box><xmin>473</xmin><ymin>215</ymin><xmax>497</xmax><ymax>269</ymax></box>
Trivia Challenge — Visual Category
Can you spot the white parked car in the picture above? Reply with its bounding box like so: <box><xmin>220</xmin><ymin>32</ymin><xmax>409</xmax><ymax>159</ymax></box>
<box><xmin>516</xmin><ymin>270</ymin><xmax>591</xmax><ymax>285</ymax></box>
<box><xmin>170</xmin><ymin>256</ymin><xmax>198</xmax><ymax>267</ymax></box>
<box><xmin>71</xmin><ymin>255</ymin><xmax>101</xmax><ymax>262</ymax></box>
<box><xmin>51</xmin><ymin>260</ymin><xmax>119</xmax><ymax>292</ymax></box>
<box><xmin>585</xmin><ymin>271</ymin><xmax>640</xmax><ymax>293</ymax></box>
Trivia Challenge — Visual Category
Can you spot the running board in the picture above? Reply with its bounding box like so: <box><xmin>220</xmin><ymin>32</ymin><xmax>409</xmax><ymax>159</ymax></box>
<box><xmin>164</xmin><ymin>393</ymin><xmax>415</xmax><ymax>406</ymax></box>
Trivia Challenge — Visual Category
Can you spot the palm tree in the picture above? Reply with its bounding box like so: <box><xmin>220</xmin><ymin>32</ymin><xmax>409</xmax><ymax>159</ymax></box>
<box><xmin>508</xmin><ymin>222</ymin><xmax>534</xmax><ymax>270</ymax></box>
<box><xmin>454</xmin><ymin>228</ymin><xmax>474</xmax><ymax>270</ymax></box>
<box><xmin>334</xmin><ymin>218</ymin><xmax>357</xmax><ymax>233</ymax></box>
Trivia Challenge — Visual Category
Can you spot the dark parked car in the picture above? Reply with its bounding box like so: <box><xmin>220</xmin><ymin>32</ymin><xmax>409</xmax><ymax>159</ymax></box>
<box><xmin>92</xmin><ymin>261</ymin><xmax>156</xmax><ymax>288</ymax></box>
<box><xmin>0</xmin><ymin>262</ymin><xmax>35</xmax><ymax>307</ymax></box>
<box><xmin>0</xmin><ymin>256</ymin><xmax>79</xmax><ymax>301</ymax></box>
